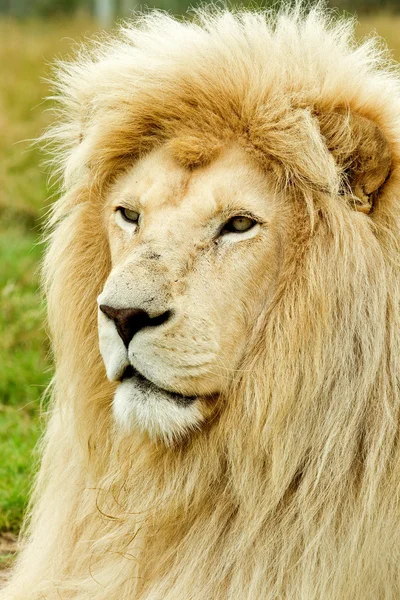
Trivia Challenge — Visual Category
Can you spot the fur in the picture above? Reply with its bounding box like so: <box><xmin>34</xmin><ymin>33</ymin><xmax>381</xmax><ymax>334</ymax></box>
<box><xmin>3</xmin><ymin>4</ymin><xmax>400</xmax><ymax>598</ymax></box>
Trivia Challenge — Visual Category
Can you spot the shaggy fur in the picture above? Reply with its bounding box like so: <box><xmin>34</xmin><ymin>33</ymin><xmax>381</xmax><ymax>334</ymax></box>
<box><xmin>3</xmin><ymin>4</ymin><xmax>400</xmax><ymax>598</ymax></box>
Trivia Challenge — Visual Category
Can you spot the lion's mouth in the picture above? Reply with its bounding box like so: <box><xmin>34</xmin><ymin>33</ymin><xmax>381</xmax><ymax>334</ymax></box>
<box><xmin>120</xmin><ymin>365</ymin><xmax>197</xmax><ymax>405</ymax></box>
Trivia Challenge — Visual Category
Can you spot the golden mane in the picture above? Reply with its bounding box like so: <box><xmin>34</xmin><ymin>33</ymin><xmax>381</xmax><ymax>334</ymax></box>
<box><xmin>3</xmin><ymin>5</ymin><xmax>400</xmax><ymax>599</ymax></box>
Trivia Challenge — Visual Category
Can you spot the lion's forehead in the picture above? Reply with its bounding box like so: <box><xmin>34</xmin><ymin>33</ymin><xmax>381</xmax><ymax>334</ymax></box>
<box><xmin>109</xmin><ymin>145</ymin><xmax>274</xmax><ymax>230</ymax></box>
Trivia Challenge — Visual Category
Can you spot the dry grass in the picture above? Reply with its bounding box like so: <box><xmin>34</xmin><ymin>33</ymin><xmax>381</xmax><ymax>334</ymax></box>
<box><xmin>356</xmin><ymin>14</ymin><xmax>400</xmax><ymax>61</ymax></box>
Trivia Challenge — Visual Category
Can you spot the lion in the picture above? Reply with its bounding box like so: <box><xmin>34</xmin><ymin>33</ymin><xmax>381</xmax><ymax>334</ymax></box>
<box><xmin>2</xmin><ymin>4</ymin><xmax>400</xmax><ymax>599</ymax></box>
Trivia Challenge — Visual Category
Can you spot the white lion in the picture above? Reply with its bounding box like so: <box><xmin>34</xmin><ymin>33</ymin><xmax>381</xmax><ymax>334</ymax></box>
<box><xmin>2</xmin><ymin>5</ymin><xmax>400</xmax><ymax>599</ymax></box>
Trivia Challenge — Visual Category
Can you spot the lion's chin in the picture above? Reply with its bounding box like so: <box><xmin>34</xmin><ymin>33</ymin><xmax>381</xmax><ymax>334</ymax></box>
<box><xmin>112</xmin><ymin>373</ymin><xmax>205</xmax><ymax>444</ymax></box>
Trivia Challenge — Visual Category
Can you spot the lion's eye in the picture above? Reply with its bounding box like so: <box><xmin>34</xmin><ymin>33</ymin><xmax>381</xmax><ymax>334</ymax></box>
<box><xmin>221</xmin><ymin>216</ymin><xmax>257</xmax><ymax>234</ymax></box>
<box><xmin>117</xmin><ymin>207</ymin><xmax>140</xmax><ymax>224</ymax></box>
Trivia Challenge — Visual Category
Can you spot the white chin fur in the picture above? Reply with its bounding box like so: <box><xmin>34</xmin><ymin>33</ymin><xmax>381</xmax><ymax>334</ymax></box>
<box><xmin>113</xmin><ymin>379</ymin><xmax>204</xmax><ymax>444</ymax></box>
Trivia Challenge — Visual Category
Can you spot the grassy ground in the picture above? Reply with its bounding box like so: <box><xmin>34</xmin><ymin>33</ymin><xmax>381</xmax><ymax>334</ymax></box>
<box><xmin>0</xmin><ymin>11</ymin><xmax>399</xmax><ymax>550</ymax></box>
<box><xmin>0</xmin><ymin>17</ymin><xmax>96</xmax><ymax>541</ymax></box>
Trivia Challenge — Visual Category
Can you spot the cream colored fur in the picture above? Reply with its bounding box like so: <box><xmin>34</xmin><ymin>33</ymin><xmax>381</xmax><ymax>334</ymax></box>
<box><xmin>2</xmin><ymin>4</ymin><xmax>400</xmax><ymax>599</ymax></box>
<box><xmin>98</xmin><ymin>145</ymin><xmax>280</xmax><ymax>444</ymax></box>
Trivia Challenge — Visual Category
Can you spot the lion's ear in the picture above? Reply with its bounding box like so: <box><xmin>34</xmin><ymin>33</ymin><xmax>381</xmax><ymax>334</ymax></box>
<box><xmin>319</xmin><ymin>110</ymin><xmax>392</xmax><ymax>214</ymax></box>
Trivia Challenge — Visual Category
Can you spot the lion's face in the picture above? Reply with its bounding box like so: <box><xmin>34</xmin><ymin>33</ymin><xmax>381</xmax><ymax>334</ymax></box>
<box><xmin>98</xmin><ymin>145</ymin><xmax>282</xmax><ymax>442</ymax></box>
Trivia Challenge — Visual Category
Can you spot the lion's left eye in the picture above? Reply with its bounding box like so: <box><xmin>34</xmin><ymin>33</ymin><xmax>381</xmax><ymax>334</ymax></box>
<box><xmin>221</xmin><ymin>216</ymin><xmax>257</xmax><ymax>234</ymax></box>
<box><xmin>117</xmin><ymin>207</ymin><xmax>140</xmax><ymax>223</ymax></box>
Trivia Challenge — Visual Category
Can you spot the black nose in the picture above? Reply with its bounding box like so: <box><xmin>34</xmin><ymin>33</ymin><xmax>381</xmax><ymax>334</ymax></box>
<box><xmin>99</xmin><ymin>305</ymin><xmax>172</xmax><ymax>348</ymax></box>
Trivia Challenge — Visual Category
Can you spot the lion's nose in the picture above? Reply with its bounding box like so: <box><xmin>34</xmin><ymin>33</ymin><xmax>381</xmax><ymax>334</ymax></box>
<box><xmin>99</xmin><ymin>305</ymin><xmax>172</xmax><ymax>348</ymax></box>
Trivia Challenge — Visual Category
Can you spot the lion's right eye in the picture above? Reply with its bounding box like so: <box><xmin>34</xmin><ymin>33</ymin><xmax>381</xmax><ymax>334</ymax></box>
<box><xmin>117</xmin><ymin>207</ymin><xmax>140</xmax><ymax>224</ymax></box>
<box><xmin>222</xmin><ymin>216</ymin><xmax>256</xmax><ymax>234</ymax></box>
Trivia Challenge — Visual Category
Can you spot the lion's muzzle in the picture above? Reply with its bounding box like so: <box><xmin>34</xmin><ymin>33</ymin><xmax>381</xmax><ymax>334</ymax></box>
<box><xmin>99</xmin><ymin>304</ymin><xmax>172</xmax><ymax>348</ymax></box>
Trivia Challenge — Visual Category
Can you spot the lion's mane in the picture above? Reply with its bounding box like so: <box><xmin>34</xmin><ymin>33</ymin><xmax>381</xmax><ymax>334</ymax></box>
<box><xmin>3</xmin><ymin>5</ymin><xmax>400</xmax><ymax>599</ymax></box>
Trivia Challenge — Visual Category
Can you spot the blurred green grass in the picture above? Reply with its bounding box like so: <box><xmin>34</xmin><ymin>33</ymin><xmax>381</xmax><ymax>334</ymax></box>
<box><xmin>0</xmin><ymin>17</ymin><xmax>97</xmax><ymax>534</ymax></box>
<box><xmin>0</xmin><ymin>13</ymin><xmax>399</xmax><ymax>536</ymax></box>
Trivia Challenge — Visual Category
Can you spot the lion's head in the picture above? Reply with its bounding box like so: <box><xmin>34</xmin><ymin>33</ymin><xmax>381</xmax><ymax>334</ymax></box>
<box><xmin>97</xmin><ymin>102</ymin><xmax>392</xmax><ymax>443</ymax></box>
<box><xmin>97</xmin><ymin>145</ymin><xmax>283</xmax><ymax>442</ymax></box>
<box><xmin>4</xmin><ymin>6</ymin><xmax>400</xmax><ymax>600</ymax></box>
